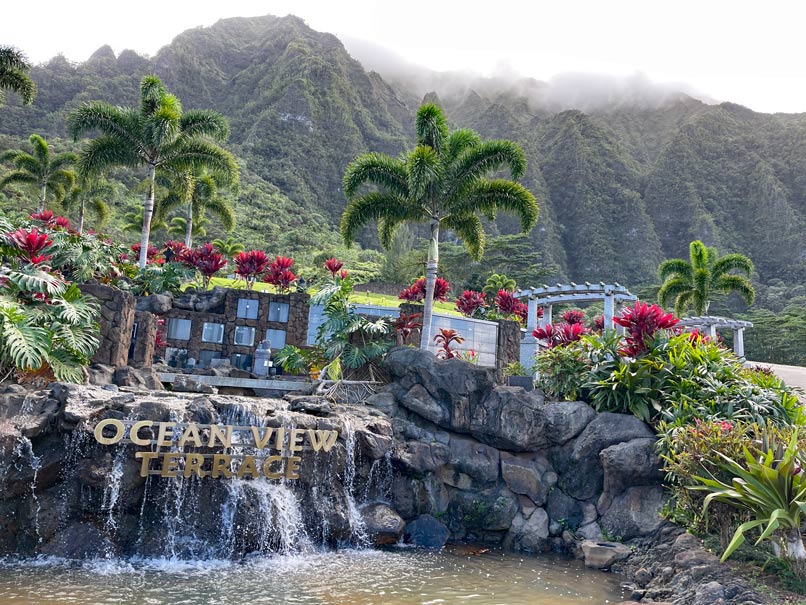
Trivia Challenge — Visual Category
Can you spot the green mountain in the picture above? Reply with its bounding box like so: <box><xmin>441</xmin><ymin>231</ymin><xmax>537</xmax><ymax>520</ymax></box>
<box><xmin>1</xmin><ymin>13</ymin><xmax>805</xmax><ymax>291</ymax></box>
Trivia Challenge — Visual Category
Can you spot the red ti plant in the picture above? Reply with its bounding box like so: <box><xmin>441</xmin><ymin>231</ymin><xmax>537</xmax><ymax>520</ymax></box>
<box><xmin>455</xmin><ymin>290</ymin><xmax>486</xmax><ymax>318</ymax></box>
<box><xmin>394</xmin><ymin>312</ymin><xmax>423</xmax><ymax>345</ymax></box>
<box><xmin>532</xmin><ymin>322</ymin><xmax>587</xmax><ymax>348</ymax></box>
<box><xmin>234</xmin><ymin>250</ymin><xmax>270</xmax><ymax>290</ymax></box>
<box><xmin>494</xmin><ymin>289</ymin><xmax>529</xmax><ymax>324</ymax></box>
<box><xmin>399</xmin><ymin>277</ymin><xmax>450</xmax><ymax>303</ymax></box>
<box><xmin>264</xmin><ymin>256</ymin><xmax>297</xmax><ymax>293</ymax></box>
<box><xmin>434</xmin><ymin>327</ymin><xmax>465</xmax><ymax>359</ymax></box>
<box><xmin>6</xmin><ymin>227</ymin><xmax>53</xmax><ymax>264</ymax></box>
<box><xmin>163</xmin><ymin>240</ymin><xmax>187</xmax><ymax>261</ymax></box>
<box><xmin>561</xmin><ymin>309</ymin><xmax>586</xmax><ymax>325</ymax></box>
<box><xmin>30</xmin><ymin>210</ymin><xmax>71</xmax><ymax>231</ymax></box>
<box><xmin>179</xmin><ymin>243</ymin><xmax>227</xmax><ymax>289</ymax></box>
<box><xmin>591</xmin><ymin>315</ymin><xmax>605</xmax><ymax>333</ymax></box>
<box><xmin>613</xmin><ymin>301</ymin><xmax>679</xmax><ymax>357</ymax></box>
<box><xmin>324</xmin><ymin>257</ymin><xmax>344</xmax><ymax>277</ymax></box>
<box><xmin>131</xmin><ymin>243</ymin><xmax>163</xmax><ymax>265</ymax></box>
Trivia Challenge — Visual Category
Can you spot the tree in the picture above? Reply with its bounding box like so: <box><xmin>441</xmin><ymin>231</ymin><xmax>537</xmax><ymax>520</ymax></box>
<box><xmin>122</xmin><ymin>207</ymin><xmax>166</xmax><ymax>235</ymax></box>
<box><xmin>0</xmin><ymin>46</ymin><xmax>36</xmax><ymax>106</ymax></box>
<box><xmin>67</xmin><ymin>75</ymin><xmax>238</xmax><ymax>267</ymax></box>
<box><xmin>155</xmin><ymin>169</ymin><xmax>235</xmax><ymax>247</ymax></box>
<box><xmin>0</xmin><ymin>134</ymin><xmax>77</xmax><ymax>212</ymax></box>
<box><xmin>63</xmin><ymin>179</ymin><xmax>113</xmax><ymax>233</ymax></box>
<box><xmin>483</xmin><ymin>273</ymin><xmax>516</xmax><ymax>297</ymax></box>
<box><xmin>657</xmin><ymin>240</ymin><xmax>755</xmax><ymax>316</ymax></box>
<box><xmin>167</xmin><ymin>214</ymin><xmax>210</xmax><ymax>239</ymax></box>
<box><xmin>212</xmin><ymin>236</ymin><xmax>245</xmax><ymax>258</ymax></box>
<box><xmin>341</xmin><ymin>103</ymin><xmax>538</xmax><ymax>348</ymax></box>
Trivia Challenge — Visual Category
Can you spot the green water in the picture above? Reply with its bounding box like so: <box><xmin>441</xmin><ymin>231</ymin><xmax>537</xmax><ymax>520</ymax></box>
<box><xmin>0</xmin><ymin>549</ymin><xmax>624</xmax><ymax>605</ymax></box>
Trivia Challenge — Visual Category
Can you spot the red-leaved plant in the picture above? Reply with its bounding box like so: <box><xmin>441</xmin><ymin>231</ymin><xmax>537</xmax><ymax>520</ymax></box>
<box><xmin>532</xmin><ymin>322</ymin><xmax>587</xmax><ymax>348</ymax></box>
<box><xmin>6</xmin><ymin>227</ymin><xmax>53</xmax><ymax>264</ymax></box>
<box><xmin>394</xmin><ymin>312</ymin><xmax>423</xmax><ymax>345</ymax></box>
<box><xmin>179</xmin><ymin>243</ymin><xmax>227</xmax><ymax>289</ymax></box>
<box><xmin>264</xmin><ymin>256</ymin><xmax>297</xmax><ymax>293</ymax></box>
<box><xmin>234</xmin><ymin>250</ymin><xmax>270</xmax><ymax>290</ymax></box>
<box><xmin>455</xmin><ymin>290</ymin><xmax>487</xmax><ymax>317</ymax></box>
<box><xmin>494</xmin><ymin>289</ymin><xmax>529</xmax><ymax>324</ymax></box>
<box><xmin>30</xmin><ymin>210</ymin><xmax>71</xmax><ymax>231</ymax></box>
<box><xmin>561</xmin><ymin>309</ymin><xmax>586</xmax><ymax>325</ymax></box>
<box><xmin>399</xmin><ymin>277</ymin><xmax>450</xmax><ymax>303</ymax></box>
<box><xmin>434</xmin><ymin>328</ymin><xmax>464</xmax><ymax>359</ymax></box>
<box><xmin>613</xmin><ymin>301</ymin><xmax>679</xmax><ymax>357</ymax></box>
<box><xmin>163</xmin><ymin>240</ymin><xmax>187</xmax><ymax>260</ymax></box>
<box><xmin>324</xmin><ymin>257</ymin><xmax>343</xmax><ymax>277</ymax></box>
<box><xmin>131</xmin><ymin>243</ymin><xmax>163</xmax><ymax>265</ymax></box>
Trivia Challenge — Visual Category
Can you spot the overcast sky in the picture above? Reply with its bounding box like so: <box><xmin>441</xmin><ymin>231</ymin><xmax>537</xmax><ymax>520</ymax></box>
<box><xmin>2</xmin><ymin>0</ymin><xmax>805</xmax><ymax>113</ymax></box>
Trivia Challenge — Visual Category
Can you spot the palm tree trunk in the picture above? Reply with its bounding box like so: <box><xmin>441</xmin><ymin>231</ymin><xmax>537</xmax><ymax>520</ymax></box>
<box><xmin>420</xmin><ymin>219</ymin><xmax>440</xmax><ymax>350</ymax></box>
<box><xmin>784</xmin><ymin>528</ymin><xmax>806</xmax><ymax>577</ymax></box>
<box><xmin>184</xmin><ymin>202</ymin><xmax>193</xmax><ymax>248</ymax></box>
<box><xmin>38</xmin><ymin>183</ymin><xmax>47</xmax><ymax>213</ymax></box>
<box><xmin>139</xmin><ymin>165</ymin><xmax>156</xmax><ymax>269</ymax></box>
<box><xmin>77</xmin><ymin>200</ymin><xmax>85</xmax><ymax>234</ymax></box>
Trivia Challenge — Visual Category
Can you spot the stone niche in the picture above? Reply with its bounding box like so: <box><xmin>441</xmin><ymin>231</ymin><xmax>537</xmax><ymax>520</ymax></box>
<box><xmin>158</xmin><ymin>288</ymin><xmax>310</xmax><ymax>370</ymax></box>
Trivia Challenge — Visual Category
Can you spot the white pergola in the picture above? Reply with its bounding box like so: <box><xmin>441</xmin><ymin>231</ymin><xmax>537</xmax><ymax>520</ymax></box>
<box><xmin>514</xmin><ymin>282</ymin><xmax>638</xmax><ymax>366</ymax></box>
<box><xmin>675</xmin><ymin>316</ymin><xmax>753</xmax><ymax>357</ymax></box>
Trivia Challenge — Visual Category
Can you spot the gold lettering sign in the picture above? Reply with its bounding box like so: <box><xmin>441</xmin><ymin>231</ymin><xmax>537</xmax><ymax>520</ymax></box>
<box><xmin>93</xmin><ymin>420</ymin><xmax>339</xmax><ymax>480</ymax></box>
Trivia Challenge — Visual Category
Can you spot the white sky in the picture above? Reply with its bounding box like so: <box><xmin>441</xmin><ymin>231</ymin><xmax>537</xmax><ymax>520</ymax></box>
<box><xmin>2</xmin><ymin>0</ymin><xmax>805</xmax><ymax>113</ymax></box>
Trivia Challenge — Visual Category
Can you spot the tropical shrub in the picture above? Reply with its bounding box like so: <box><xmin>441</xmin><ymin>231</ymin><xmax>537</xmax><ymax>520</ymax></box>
<box><xmin>503</xmin><ymin>361</ymin><xmax>531</xmax><ymax>378</ymax></box>
<box><xmin>613</xmin><ymin>300</ymin><xmax>679</xmax><ymax>356</ymax></box>
<box><xmin>393</xmin><ymin>312</ymin><xmax>422</xmax><ymax>346</ymax></box>
<box><xmin>126</xmin><ymin>262</ymin><xmax>193</xmax><ymax>296</ymax></box>
<box><xmin>482</xmin><ymin>273</ymin><xmax>516</xmax><ymax>297</ymax></box>
<box><xmin>263</xmin><ymin>255</ymin><xmax>297</xmax><ymax>293</ymax></box>
<box><xmin>492</xmin><ymin>289</ymin><xmax>528</xmax><ymax>324</ymax></box>
<box><xmin>234</xmin><ymin>250</ymin><xmax>269</xmax><ymax>290</ymax></box>
<box><xmin>399</xmin><ymin>277</ymin><xmax>450</xmax><ymax>303</ymax></box>
<box><xmin>532</xmin><ymin>322</ymin><xmax>587</xmax><ymax>347</ymax></box>
<box><xmin>434</xmin><ymin>328</ymin><xmax>464</xmax><ymax>359</ymax></box>
<box><xmin>691</xmin><ymin>431</ymin><xmax>806</xmax><ymax>575</ymax></box>
<box><xmin>323</xmin><ymin>257</ymin><xmax>343</xmax><ymax>277</ymax></box>
<box><xmin>131</xmin><ymin>243</ymin><xmax>163</xmax><ymax>266</ymax></box>
<box><xmin>179</xmin><ymin>243</ymin><xmax>227</xmax><ymax>289</ymax></box>
<box><xmin>455</xmin><ymin>289</ymin><xmax>486</xmax><ymax>318</ymax></box>
<box><xmin>561</xmin><ymin>309</ymin><xmax>586</xmax><ymax>325</ymax></box>
<box><xmin>533</xmin><ymin>340</ymin><xmax>591</xmax><ymax>401</ymax></box>
<box><xmin>273</xmin><ymin>345</ymin><xmax>324</xmax><ymax>376</ymax></box>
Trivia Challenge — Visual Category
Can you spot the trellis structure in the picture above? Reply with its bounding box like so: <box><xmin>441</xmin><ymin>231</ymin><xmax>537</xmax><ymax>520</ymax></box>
<box><xmin>515</xmin><ymin>282</ymin><xmax>638</xmax><ymax>365</ymax></box>
<box><xmin>675</xmin><ymin>316</ymin><xmax>753</xmax><ymax>357</ymax></box>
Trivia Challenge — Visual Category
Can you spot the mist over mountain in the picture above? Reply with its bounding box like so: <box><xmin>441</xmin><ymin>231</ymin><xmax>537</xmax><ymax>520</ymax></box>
<box><xmin>1</xmin><ymin>13</ymin><xmax>805</xmax><ymax>291</ymax></box>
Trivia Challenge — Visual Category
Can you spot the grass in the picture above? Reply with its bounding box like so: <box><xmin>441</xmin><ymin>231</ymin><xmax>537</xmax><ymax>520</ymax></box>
<box><xmin>205</xmin><ymin>276</ymin><xmax>463</xmax><ymax>316</ymax></box>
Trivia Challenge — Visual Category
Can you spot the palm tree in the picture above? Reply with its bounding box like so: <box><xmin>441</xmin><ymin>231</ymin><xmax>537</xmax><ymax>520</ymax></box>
<box><xmin>122</xmin><ymin>207</ymin><xmax>167</xmax><ymax>235</ymax></box>
<box><xmin>167</xmin><ymin>214</ymin><xmax>210</xmax><ymax>240</ymax></box>
<box><xmin>67</xmin><ymin>75</ymin><xmax>238</xmax><ymax>267</ymax></box>
<box><xmin>212</xmin><ymin>236</ymin><xmax>245</xmax><ymax>258</ymax></box>
<box><xmin>657</xmin><ymin>240</ymin><xmax>755</xmax><ymax>316</ymax></box>
<box><xmin>0</xmin><ymin>134</ymin><xmax>77</xmax><ymax>211</ymax></box>
<box><xmin>64</xmin><ymin>178</ymin><xmax>114</xmax><ymax>233</ymax></box>
<box><xmin>483</xmin><ymin>273</ymin><xmax>517</xmax><ymax>297</ymax></box>
<box><xmin>341</xmin><ymin>103</ymin><xmax>538</xmax><ymax>348</ymax></box>
<box><xmin>155</xmin><ymin>169</ymin><xmax>235</xmax><ymax>247</ymax></box>
<box><xmin>0</xmin><ymin>46</ymin><xmax>36</xmax><ymax>106</ymax></box>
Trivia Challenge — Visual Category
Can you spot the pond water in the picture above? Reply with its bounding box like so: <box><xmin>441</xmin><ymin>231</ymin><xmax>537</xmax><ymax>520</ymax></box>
<box><xmin>0</xmin><ymin>548</ymin><xmax>624</xmax><ymax>605</ymax></box>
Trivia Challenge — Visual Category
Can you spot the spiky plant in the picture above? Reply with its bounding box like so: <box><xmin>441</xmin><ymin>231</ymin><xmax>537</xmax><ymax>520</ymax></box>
<box><xmin>0</xmin><ymin>134</ymin><xmax>77</xmax><ymax>212</ymax></box>
<box><xmin>0</xmin><ymin>46</ymin><xmax>36</xmax><ymax>106</ymax></box>
<box><xmin>341</xmin><ymin>103</ymin><xmax>538</xmax><ymax>349</ymax></box>
<box><xmin>63</xmin><ymin>178</ymin><xmax>114</xmax><ymax>233</ymax></box>
<box><xmin>658</xmin><ymin>240</ymin><xmax>755</xmax><ymax>316</ymax></box>
<box><xmin>68</xmin><ymin>75</ymin><xmax>238</xmax><ymax>268</ymax></box>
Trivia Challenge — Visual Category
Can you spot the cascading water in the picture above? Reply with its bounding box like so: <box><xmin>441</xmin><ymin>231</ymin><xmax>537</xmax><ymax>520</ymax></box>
<box><xmin>340</xmin><ymin>417</ymin><xmax>368</xmax><ymax>545</ymax></box>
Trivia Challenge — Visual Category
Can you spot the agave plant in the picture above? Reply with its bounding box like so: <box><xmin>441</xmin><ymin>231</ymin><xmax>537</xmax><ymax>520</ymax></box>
<box><xmin>692</xmin><ymin>432</ymin><xmax>806</xmax><ymax>575</ymax></box>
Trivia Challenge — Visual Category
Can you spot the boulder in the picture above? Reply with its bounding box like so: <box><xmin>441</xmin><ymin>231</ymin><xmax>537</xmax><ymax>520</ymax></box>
<box><xmin>404</xmin><ymin>514</ymin><xmax>450</xmax><ymax>548</ymax></box>
<box><xmin>552</xmin><ymin>413</ymin><xmax>654</xmax><ymax>500</ymax></box>
<box><xmin>172</xmin><ymin>286</ymin><xmax>227</xmax><ymax>312</ymax></box>
<box><xmin>286</xmin><ymin>395</ymin><xmax>332</xmax><ymax>416</ymax></box>
<box><xmin>545</xmin><ymin>487</ymin><xmax>585</xmax><ymax>530</ymax></box>
<box><xmin>599</xmin><ymin>485</ymin><xmax>667</xmax><ymax>540</ymax></box>
<box><xmin>392</xmin><ymin>440</ymin><xmax>450</xmax><ymax>473</ymax></box>
<box><xmin>504</xmin><ymin>508</ymin><xmax>550</xmax><ymax>552</ymax></box>
<box><xmin>360</xmin><ymin>503</ymin><xmax>405</xmax><ymax>546</ymax></box>
<box><xmin>500</xmin><ymin>452</ymin><xmax>554</xmax><ymax>506</ymax></box>
<box><xmin>87</xmin><ymin>364</ymin><xmax>116</xmax><ymax>386</ymax></box>
<box><xmin>581</xmin><ymin>540</ymin><xmax>631</xmax><ymax>569</ymax></box>
<box><xmin>356</xmin><ymin>430</ymin><xmax>393</xmax><ymax>460</ymax></box>
<box><xmin>135</xmin><ymin>293</ymin><xmax>173</xmax><ymax>314</ymax></box>
<box><xmin>448</xmin><ymin>435</ymin><xmax>500</xmax><ymax>484</ymax></box>
<box><xmin>172</xmin><ymin>374</ymin><xmax>218</xmax><ymax>394</ymax></box>
<box><xmin>364</xmin><ymin>391</ymin><xmax>397</xmax><ymax>416</ymax></box>
<box><xmin>599</xmin><ymin>437</ymin><xmax>663</xmax><ymax>511</ymax></box>
<box><xmin>39</xmin><ymin>522</ymin><xmax>115</xmax><ymax>559</ymax></box>
<box><xmin>447</xmin><ymin>487</ymin><xmax>518</xmax><ymax>531</ymax></box>
<box><xmin>113</xmin><ymin>366</ymin><xmax>165</xmax><ymax>391</ymax></box>
<box><xmin>543</xmin><ymin>401</ymin><xmax>596</xmax><ymax>445</ymax></box>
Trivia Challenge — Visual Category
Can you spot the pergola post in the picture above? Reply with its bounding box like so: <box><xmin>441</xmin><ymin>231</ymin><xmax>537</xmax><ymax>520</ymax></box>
<box><xmin>733</xmin><ymin>327</ymin><xmax>745</xmax><ymax>357</ymax></box>
<box><xmin>603</xmin><ymin>292</ymin><xmax>615</xmax><ymax>333</ymax></box>
<box><xmin>527</xmin><ymin>298</ymin><xmax>539</xmax><ymax>333</ymax></box>
<box><xmin>708</xmin><ymin>324</ymin><xmax>717</xmax><ymax>339</ymax></box>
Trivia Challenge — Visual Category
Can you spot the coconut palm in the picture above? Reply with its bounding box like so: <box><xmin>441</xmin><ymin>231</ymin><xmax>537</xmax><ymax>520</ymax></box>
<box><xmin>211</xmin><ymin>236</ymin><xmax>245</xmax><ymax>258</ymax></box>
<box><xmin>155</xmin><ymin>169</ymin><xmax>235</xmax><ymax>247</ymax></box>
<box><xmin>63</xmin><ymin>178</ymin><xmax>114</xmax><ymax>233</ymax></box>
<box><xmin>67</xmin><ymin>75</ymin><xmax>238</xmax><ymax>267</ymax></box>
<box><xmin>0</xmin><ymin>134</ymin><xmax>77</xmax><ymax>212</ymax></box>
<box><xmin>0</xmin><ymin>46</ymin><xmax>36</xmax><ymax>106</ymax></box>
<box><xmin>657</xmin><ymin>240</ymin><xmax>755</xmax><ymax>316</ymax></box>
<box><xmin>341</xmin><ymin>103</ymin><xmax>538</xmax><ymax>348</ymax></box>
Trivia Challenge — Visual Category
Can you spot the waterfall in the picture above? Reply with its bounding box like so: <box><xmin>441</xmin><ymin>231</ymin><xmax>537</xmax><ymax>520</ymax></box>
<box><xmin>340</xmin><ymin>418</ymin><xmax>368</xmax><ymax>545</ymax></box>
<box><xmin>12</xmin><ymin>436</ymin><xmax>42</xmax><ymax>544</ymax></box>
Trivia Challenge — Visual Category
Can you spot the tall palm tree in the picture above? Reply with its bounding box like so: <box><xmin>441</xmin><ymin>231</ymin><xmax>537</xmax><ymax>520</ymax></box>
<box><xmin>0</xmin><ymin>46</ymin><xmax>36</xmax><ymax>106</ymax></box>
<box><xmin>155</xmin><ymin>169</ymin><xmax>235</xmax><ymax>247</ymax></box>
<box><xmin>122</xmin><ymin>207</ymin><xmax>167</xmax><ymax>235</ymax></box>
<box><xmin>657</xmin><ymin>240</ymin><xmax>755</xmax><ymax>316</ymax></box>
<box><xmin>67</xmin><ymin>75</ymin><xmax>238</xmax><ymax>267</ymax></box>
<box><xmin>341</xmin><ymin>104</ymin><xmax>538</xmax><ymax>348</ymax></box>
<box><xmin>64</xmin><ymin>178</ymin><xmax>114</xmax><ymax>233</ymax></box>
<box><xmin>167</xmin><ymin>214</ymin><xmax>210</xmax><ymax>240</ymax></box>
<box><xmin>0</xmin><ymin>134</ymin><xmax>77</xmax><ymax>211</ymax></box>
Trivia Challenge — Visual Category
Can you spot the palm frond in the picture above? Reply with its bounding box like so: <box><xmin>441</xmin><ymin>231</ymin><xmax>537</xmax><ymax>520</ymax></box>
<box><xmin>161</xmin><ymin>140</ymin><xmax>238</xmax><ymax>184</ymax></box>
<box><xmin>0</xmin><ymin>59</ymin><xmax>36</xmax><ymax>105</ymax></box>
<box><xmin>0</xmin><ymin>170</ymin><xmax>38</xmax><ymax>189</ymax></box>
<box><xmin>340</xmin><ymin>191</ymin><xmax>423</xmax><ymax>246</ymax></box>
<box><xmin>415</xmin><ymin>103</ymin><xmax>449</xmax><ymax>154</ymax></box>
<box><xmin>657</xmin><ymin>277</ymin><xmax>691</xmax><ymax>309</ymax></box>
<box><xmin>441</xmin><ymin>214</ymin><xmax>485</xmax><ymax>261</ymax></box>
<box><xmin>446</xmin><ymin>128</ymin><xmax>481</xmax><ymax>159</ymax></box>
<box><xmin>78</xmin><ymin>135</ymin><xmax>142</xmax><ymax>177</ymax></box>
<box><xmin>67</xmin><ymin>102</ymin><xmax>141</xmax><ymax>145</ymax></box>
<box><xmin>711</xmin><ymin>253</ymin><xmax>754</xmax><ymax>278</ymax></box>
<box><xmin>180</xmin><ymin>109</ymin><xmax>230</xmax><ymax>141</ymax></box>
<box><xmin>449</xmin><ymin>140</ymin><xmax>528</xmax><ymax>193</ymax></box>
<box><xmin>407</xmin><ymin>145</ymin><xmax>442</xmax><ymax>199</ymax></box>
<box><xmin>714</xmin><ymin>274</ymin><xmax>756</xmax><ymax>305</ymax></box>
<box><xmin>658</xmin><ymin>258</ymin><xmax>693</xmax><ymax>282</ymax></box>
<box><xmin>342</xmin><ymin>152</ymin><xmax>408</xmax><ymax>198</ymax></box>
<box><xmin>689</xmin><ymin>240</ymin><xmax>710</xmax><ymax>270</ymax></box>
<box><xmin>450</xmin><ymin>179</ymin><xmax>538</xmax><ymax>232</ymax></box>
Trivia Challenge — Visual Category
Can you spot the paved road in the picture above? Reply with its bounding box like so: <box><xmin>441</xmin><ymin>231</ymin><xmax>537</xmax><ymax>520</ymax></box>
<box><xmin>748</xmin><ymin>361</ymin><xmax>806</xmax><ymax>391</ymax></box>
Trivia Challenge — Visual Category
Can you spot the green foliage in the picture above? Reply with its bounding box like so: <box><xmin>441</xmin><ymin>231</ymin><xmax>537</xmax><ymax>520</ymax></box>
<box><xmin>691</xmin><ymin>431</ymin><xmax>806</xmax><ymax>572</ymax></box>
<box><xmin>273</xmin><ymin>345</ymin><xmax>323</xmax><ymax>376</ymax></box>
<box><xmin>483</xmin><ymin>273</ymin><xmax>516</xmax><ymax>296</ymax></box>
<box><xmin>0</xmin><ymin>46</ymin><xmax>36</xmax><ymax>106</ymax></box>
<box><xmin>502</xmin><ymin>361</ymin><xmax>531</xmax><ymax>378</ymax></box>
<box><xmin>0</xmin><ymin>134</ymin><xmax>77</xmax><ymax>211</ymax></box>
<box><xmin>534</xmin><ymin>340</ymin><xmax>591</xmax><ymax>401</ymax></box>
<box><xmin>124</xmin><ymin>262</ymin><xmax>193</xmax><ymax>296</ymax></box>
